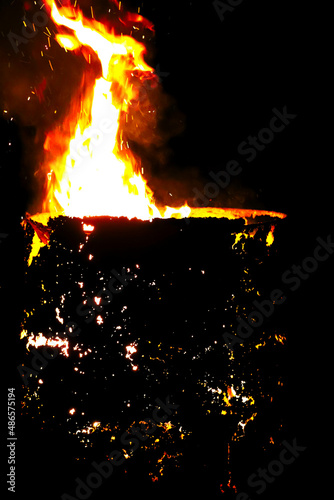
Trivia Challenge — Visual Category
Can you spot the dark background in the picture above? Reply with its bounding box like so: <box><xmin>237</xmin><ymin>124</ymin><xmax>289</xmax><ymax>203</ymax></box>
<box><xmin>0</xmin><ymin>1</ymin><xmax>331</xmax><ymax>499</ymax></box>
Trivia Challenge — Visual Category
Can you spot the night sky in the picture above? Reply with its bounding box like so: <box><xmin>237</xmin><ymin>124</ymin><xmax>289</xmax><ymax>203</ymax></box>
<box><xmin>1</xmin><ymin>1</ymin><xmax>331</xmax><ymax>499</ymax></box>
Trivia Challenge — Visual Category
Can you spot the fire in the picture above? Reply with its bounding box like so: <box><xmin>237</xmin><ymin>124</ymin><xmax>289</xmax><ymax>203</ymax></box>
<box><xmin>266</xmin><ymin>225</ymin><xmax>276</xmax><ymax>246</ymax></box>
<box><xmin>188</xmin><ymin>207</ymin><xmax>286</xmax><ymax>222</ymax></box>
<box><xmin>227</xmin><ymin>385</ymin><xmax>237</xmax><ymax>399</ymax></box>
<box><xmin>40</xmin><ymin>0</ymin><xmax>189</xmax><ymax>221</ymax></box>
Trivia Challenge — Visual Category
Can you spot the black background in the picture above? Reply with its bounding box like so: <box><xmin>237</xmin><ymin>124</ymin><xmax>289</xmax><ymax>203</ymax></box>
<box><xmin>0</xmin><ymin>1</ymin><xmax>331</xmax><ymax>499</ymax></box>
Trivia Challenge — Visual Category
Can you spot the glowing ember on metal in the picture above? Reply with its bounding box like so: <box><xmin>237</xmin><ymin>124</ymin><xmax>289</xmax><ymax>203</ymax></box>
<box><xmin>82</xmin><ymin>223</ymin><xmax>95</xmax><ymax>234</ymax></box>
<box><xmin>25</xmin><ymin>332</ymin><xmax>69</xmax><ymax>357</ymax></box>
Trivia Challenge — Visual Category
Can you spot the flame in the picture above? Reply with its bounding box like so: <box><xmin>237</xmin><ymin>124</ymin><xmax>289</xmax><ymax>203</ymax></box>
<box><xmin>39</xmin><ymin>0</ymin><xmax>189</xmax><ymax>221</ymax></box>
<box><xmin>227</xmin><ymin>385</ymin><xmax>237</xmax><ymax>399</ymax></box>
<box><xmin>25</xmin><ymin>0</ymin><xmax>287</xmax><ymax>261</ymax></box>
<box><xmin>188</xmin><ymin>207</ymin><xmax>286</xmax><ymax>222</ymax></box>
<box><xmin>266</xmin><ymin>225</ymin><xmax>276</xmax><ymax>246</ymax></box>
<box><xmin>275</xmin><ymin>333</ymin><xmax>286</xmax><ymax>345</ymax></box>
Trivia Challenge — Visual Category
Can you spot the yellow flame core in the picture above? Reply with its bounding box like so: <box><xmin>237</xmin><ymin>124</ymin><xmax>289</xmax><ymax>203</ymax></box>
<box><xmin>266</xmin><ymin>226</ymin><xmax>276</xmax><ymax>246</ymax></box>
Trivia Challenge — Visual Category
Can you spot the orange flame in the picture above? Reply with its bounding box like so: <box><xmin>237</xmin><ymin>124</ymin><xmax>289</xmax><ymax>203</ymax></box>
<box><xmin>29</xmin><ymin>2</ymin><xmax>287</xmax><ymax>230</ymax></box>
<box><xmin>40</xmin><ymin>0</ymin><xmax>189</xmax><ymax>221</ymax></box>
<box><xmin>266</xmin><ymin>225</ymin><xmax>276</xmax><ymax>246</ymax></box>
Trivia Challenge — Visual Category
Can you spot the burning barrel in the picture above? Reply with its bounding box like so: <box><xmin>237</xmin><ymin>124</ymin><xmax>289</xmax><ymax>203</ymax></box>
<box><xmin>16</xmin><ymin>2</ymin><xmax>288</xmax><ymax>498</ymax></box>
<box><xmin>20</xmin><ymin>208</ymin><xmax>287</xmax><ymax>499</ymax></box>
